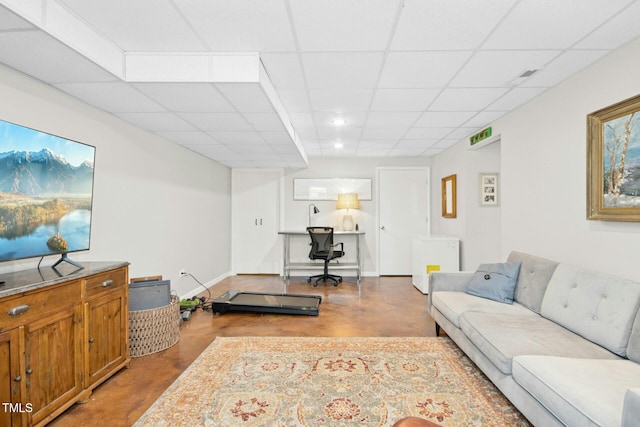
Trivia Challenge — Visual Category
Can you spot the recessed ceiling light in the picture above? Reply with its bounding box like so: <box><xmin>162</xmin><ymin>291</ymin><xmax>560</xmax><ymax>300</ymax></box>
<box><xmin>334</xmin><ymin>142</ymin><xmax>344</xmax><ymax>149</ymax></box>
<box><xmin>331</xmin><ymin>118</ymin><xmax>347</xmax><ymax>126</ymax></box>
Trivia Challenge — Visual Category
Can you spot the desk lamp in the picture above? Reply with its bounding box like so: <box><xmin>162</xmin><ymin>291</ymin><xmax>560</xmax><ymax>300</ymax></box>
<box><xmin>336</xmin><ymin>193</ymin><xmax>359</xmax><ymax>231</ymax></box>
<box><xmin>308</xmin><ymin>203</ymin><xmax>319</xmax><ymax>226</ymax></box>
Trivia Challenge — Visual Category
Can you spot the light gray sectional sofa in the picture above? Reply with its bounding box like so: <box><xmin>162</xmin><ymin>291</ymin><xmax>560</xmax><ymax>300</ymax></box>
<box><xmin>427</xmin><ymin>251</ymin><xmax>640</xmax><ymax>427</ymax></box>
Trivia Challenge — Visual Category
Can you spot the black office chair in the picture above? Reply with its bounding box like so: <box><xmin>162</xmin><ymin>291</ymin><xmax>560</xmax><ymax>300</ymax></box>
<box><xmin>306</xmin><ymin>227</ymin><xmax>344</xmax><ymax>286</ymax></box>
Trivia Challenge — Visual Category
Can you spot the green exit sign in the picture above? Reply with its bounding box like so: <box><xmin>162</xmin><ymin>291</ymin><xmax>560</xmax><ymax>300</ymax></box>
<box><xmin>470</xmin><ymin>127</ymin><xmax>492</xmax><ymax>145</ymax></box>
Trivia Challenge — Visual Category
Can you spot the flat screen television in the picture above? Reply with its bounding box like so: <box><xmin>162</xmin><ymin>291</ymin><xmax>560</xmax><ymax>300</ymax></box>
<box><xmin>0</xmin><ymin>119</ymin><xmax>95</xmax><ymax>269</ymax></box>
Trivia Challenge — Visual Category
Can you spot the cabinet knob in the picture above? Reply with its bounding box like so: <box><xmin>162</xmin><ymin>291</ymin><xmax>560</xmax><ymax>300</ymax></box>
<box><xmin>26</xmin><ymin>369</ymin><xmax>32</xmax><ymax>375</ymax></box>
<box><xmin>14</xmin><ymin>376</ymin><xmax>21</xmax><ymax>382</ymax></box>
<box><xmin>88</xmin><ymin>338</ymin><xmax>94</xmax><ymax>343</ymax></box>
<box><xmin>101</xmin><ymin>279</ymin><xmax>114</xmax><ymax>287</ymax></box>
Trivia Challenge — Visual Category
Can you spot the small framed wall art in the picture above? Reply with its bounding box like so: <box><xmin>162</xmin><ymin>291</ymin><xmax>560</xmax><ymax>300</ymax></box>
<box><xmin>441</xmin><ymin>174</ymin><xmax>457</xmax><ymax>218</ymax></box>
<box><xmin>480</xmin><ymin>173</ymin><xmax>498</xmax><ymax>206</ymax></box>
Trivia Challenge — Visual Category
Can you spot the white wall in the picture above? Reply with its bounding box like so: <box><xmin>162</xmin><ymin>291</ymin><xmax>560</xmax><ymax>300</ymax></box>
<box><xmin>430</xmin><ymin>140</ymin><xmax>501</xmax><ymax>270</ymax></box>
<box><xmin>0</xmin><ymin>65</ymin><xmax>232</xmax><ymax>296</ymax></box>
<box><xmin>283</xmin><ymin>157</ymin><xmax>430</xmax><ymax>275</ymax></box>
<box><xmin>431</xmin><ymin>36</ymin><xmax>640</xmax><ymax>281</ymax></box>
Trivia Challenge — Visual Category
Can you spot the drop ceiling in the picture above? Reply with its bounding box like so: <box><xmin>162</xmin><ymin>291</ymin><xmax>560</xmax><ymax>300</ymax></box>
<box><xmin>1</xmin><ymin>0</ymin><xmax>639</xmax><ymax>168</ymax></box>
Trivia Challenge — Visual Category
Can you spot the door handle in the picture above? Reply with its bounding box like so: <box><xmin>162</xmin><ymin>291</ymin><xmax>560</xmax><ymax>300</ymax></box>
<box><xmin>380</xmin><ymin>226</ymin><xmax>385</xmax><ymax>230</ymax></box>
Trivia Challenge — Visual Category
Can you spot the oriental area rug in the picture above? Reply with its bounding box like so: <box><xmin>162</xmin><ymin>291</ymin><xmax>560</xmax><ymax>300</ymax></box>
<box><xmin>134</xmin><ymin>337</ymin><xmax>531</xmax><ymax>427</ymax></box>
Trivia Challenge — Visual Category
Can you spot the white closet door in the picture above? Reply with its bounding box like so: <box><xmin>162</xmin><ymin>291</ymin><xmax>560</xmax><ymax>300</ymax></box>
<box><xmin>232</xmin><ymin>169</ymin><xmax>281</xmax><ymax>274</ymax></box>
<box><xmin>378</xmin><ymin>167</ymin><xmax>429</xmax><ymax>275</ymax></box>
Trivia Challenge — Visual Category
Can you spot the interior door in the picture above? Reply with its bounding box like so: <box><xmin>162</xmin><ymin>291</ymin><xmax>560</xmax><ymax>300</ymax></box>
<box><xmin>378</xmin><ymin>168</ymin><xmax>429</xmax><ymax>275</ymax></box>
<box><xmin>232</xmin><ymin>169</ymin><xmax>281</xmax><ymax>274</ymax></box>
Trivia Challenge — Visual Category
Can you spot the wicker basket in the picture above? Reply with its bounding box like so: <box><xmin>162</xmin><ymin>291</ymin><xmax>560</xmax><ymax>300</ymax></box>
<box><xmin>129</xmin><ymin>295</ymin><xmax>181</xmax><ymax>358</ymax></box>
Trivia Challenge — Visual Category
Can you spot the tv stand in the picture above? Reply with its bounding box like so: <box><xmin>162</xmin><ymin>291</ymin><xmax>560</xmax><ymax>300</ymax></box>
<box><xmin>52</xmin><ymin>252</ymin><xmax>84</xmax><ymax>270</ymax></box>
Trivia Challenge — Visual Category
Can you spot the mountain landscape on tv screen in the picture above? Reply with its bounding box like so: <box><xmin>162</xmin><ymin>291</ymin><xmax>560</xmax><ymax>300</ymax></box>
<box><xmin>0</xmin><ymin>148</ymin><xmax>94</xmax><ymax>257</ymax></box>
<box><xmin>0</xmin><ymin>148</ymin><xmax>94</xmax><ymax>195</ymax></box>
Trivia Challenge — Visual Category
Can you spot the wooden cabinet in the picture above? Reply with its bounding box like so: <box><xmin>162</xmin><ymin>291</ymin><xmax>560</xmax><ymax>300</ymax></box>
<box><xmin>0</xmin><ymin>263</ymin><xmax>130</xmax><ymax>427</ymax></box>
<box><xmin>1</xmin><ymin>328</ymin><xmax>25</xmax><ymax>427</ymax></box>
<box><xmin>84</xmin><ymin>268</ymin><xmax>128</xmax><ymax>388</ymax></box>
<box><xmin>25</xmin><ymin>303</ymin><xmax>83</xmax><ymax>426</ymax></box>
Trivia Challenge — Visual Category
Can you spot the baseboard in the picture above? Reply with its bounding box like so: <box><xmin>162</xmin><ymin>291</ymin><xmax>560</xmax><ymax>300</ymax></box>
<box><xmin>180</xmin><ymin>271</ymin><xmax>230</xmax><ymax>300</ymax></box>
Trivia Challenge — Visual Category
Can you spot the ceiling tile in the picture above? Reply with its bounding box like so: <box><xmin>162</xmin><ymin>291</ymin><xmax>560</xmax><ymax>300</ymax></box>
<box><xmin>179</xmin><ymin>112</ymin><xmax>252</xmax><ymax>131</ymax></box>
<box><xmin>302</xmin><ymin>52</ymin><xmax>384</xmax><ymax>89</ymax></box>
<box><xmin>445</xmin><ymin>127</ymin><xmax>480</xmax><ymax>140</ymax></box>
<box><xmin>415</xmin><ymin>112</ymin><xmax>476</xmax><ymax>127</ymax></box>
<box><xmin>371</xmin><ymin>89</ymin><xmax>440</xmax><ymax>111</ymax></box>
<box><xmin>576</xmin><ymin>2</ymin><xmax>640</xmax><ymax>49</ymax></box>
<box><xmin>488</xmin><ymin>88</ymin><xmax>547</xmax><ymax>111</ymax></box>
<box><xmin>216</xmin><ymin>83</ymin><xmax>275</xmax><ymax>113</ymax></box>
<box><xmin>0</xmin><ymin>31</ymin><xmax>117</xmax><ymax>84</ymax></box>
<box><xmin>361</xmin><ymin>128</ymin><xmax>406</xmax><ymax>139</ymax></box>
<box><xmin>450</xmin><ymin>50</ymin><xmax>561</xmax><ymax>87</ymax></box>
<box><xmin>388</xmin><ymin>147</ymin><xmax>429</xmax><ymax>157</ymax></box>
<box><xmin>395</xmin><ymin>140</ymin><xmax>439</xmax><ymax>149</ymax></box>
<box><xmin>207</xmin><ymin>131</ymin><xmax>264</xmax><ymax>145</ymax></box>
<box><xmin>403</xmin><ymin>127</ymin><xmax>455</xmax><ymax>140</ymax></box>
<box><xmin>260</xmin><ymin>131</ymin><xmax>294</xmax><ymax>145</ymax></box>
<box><xmin>172</xmin><ymin>0</ymin><xmax>295</xmax><ymax>51</ymax></box>
<box><xmin>133</xmin><ymin>83</ymin><xmax>235</xmax><ymax>112</ymax></box>
<box><xmin>521</xmin><ymin>50</ymin><xmax>610</xmax><ymax>88</ymax></box>
<box><xmin>55</xmin><ymin>81</ymin><xmax>164</xmax><ymax>112</ymax></box>
<box><xmin>483</xmin><ymin>0</ymin><xmax>633</xmax><ymax>49</ymax></box>
<box><xmin>379</xmin><ymin>52</ymin><xmax>472</xmax><ymax>88</ymax></box>
<box><xmin>155</xmin><ymin>131</ymin><xmax>219</xmax><ymax>145</ymax></box>
<box><xmin>243</xmin><ymin>112</ymin><xmax>287</xmax><ymax>132</ymax></box>
<box><xmin>316</xmin><ymin>126</ymin><xmax>362</xmax><ymax>141</ymax></box>
<box><xmin>391</xmin><ymin>0</ymin><xmax>515</xmax><ymax>50</ymax></box>
<box><xmin>59</xmin><ymin>0</ymin><xmax>207</xmax><ymax>51</ymax></box>
<box><xmin>116</xmin><ymin>112</ymin><xmax>197</xmax><ymax>132</ymax></box>
<box><xmin>290</xmin><ymin>0</ymin><xmax>401</xmax><ymax>51</ymax></box>
<box><xmin>464</xmin><ymin>111</ymin><xmax>507</xmax><ymax>128</ymax></box>
<box><xmin>430</xmin><ymin>88</ymin><xmax>509</xmax><ymax>111</ymax></box>
<box><xmin>314</xmin><ymin>112</ymin><xmax>367</xmax><ymax>128</ymax></box>
<box><xmin>277</xmin><ymin>90</ymin><xmax>311</xmax><ymax>114</ymax></box>
<box><xmin>365</xmin><ymin>111</ymin><xmax>422</xmax><ymax>127</ymax></box>
<box><xmin>0</xmin><ymin>6</ymin><xmax>33</xmax><ymax>30</ymax></box>
<box><xmin>261</xmin><ymin>53</ymin><xmax>306</xmax><ymax>89</ymax></box>
<box><xmin>287</xmin><ymin>113</ymin><xmax>315</xmax><ymax>128</ymax></box>
<box><xmin>308</xmin><ymin>89</ymin><xmax>374</xmax><ymax>112</ymax></box>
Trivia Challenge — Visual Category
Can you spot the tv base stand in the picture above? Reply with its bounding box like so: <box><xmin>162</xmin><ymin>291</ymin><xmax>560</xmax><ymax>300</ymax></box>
<box><xmin>52</xmin><ymin>253</ymin><xmax>84</xmax><ymax>270</ymax></box>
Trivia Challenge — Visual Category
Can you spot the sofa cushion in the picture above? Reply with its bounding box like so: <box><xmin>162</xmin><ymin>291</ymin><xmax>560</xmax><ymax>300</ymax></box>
<box><xmin>466</xmin><ymin>261</ymin><xmax>522</xmax><ymax>304</ymax></box>
<box><xmin>623</xmin><ymin>388</ymin><xmax>640</xmax><ymax>427</ymax></box>
<box><xmin>540</xmin><ymin>264</ymin><xmax>640</xmax><ymax>357</ymax></box>
<box><xmin>459</xmin><ymin>311</ymin><xmax>620</xmax><ymax>375</ymax></box>
<box><xmin>626</xmin><ymin>308</ymin><xmax>640</xmax><ymax>363</ymax></box>
<box><xmin>507</xmin><ymin>251</ymin><xmax>558</xmax><ymax>314</ymax></box>
<box><xmin>512</xmin><ymin>356</ymin><xmax>640</xmax><ymax>427</ymax></box>
<box><xmin>431</xmin><ymin>291</ymin><xmax>537</xmax><ymax>329</ymax></box>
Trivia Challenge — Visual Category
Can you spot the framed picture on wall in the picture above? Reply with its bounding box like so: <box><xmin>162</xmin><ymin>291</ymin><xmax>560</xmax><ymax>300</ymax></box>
<box><xmin>587</xmin><ymin>93</ymin><xmax>640</xmax><ymax>221</ymax></box>
<box><xmin>480</xmin><ymin>173</ymin><xmax>499</xmax><ymax>206</ymax></box>
<box><xmin>441</xmin><ymin>174</ymin><xmax>457</xmax><ymax>218</ymax></box>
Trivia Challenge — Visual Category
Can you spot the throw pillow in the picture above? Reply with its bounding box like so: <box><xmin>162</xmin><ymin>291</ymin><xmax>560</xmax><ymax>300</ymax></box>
<box><xmin>466</xmin><ymin>261</ymin><xmax>522</xmax><ymax>304</ymax></box>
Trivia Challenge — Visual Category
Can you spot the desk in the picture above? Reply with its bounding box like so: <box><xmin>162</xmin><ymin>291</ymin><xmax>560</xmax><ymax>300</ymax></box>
<box><xmin>278</xmin><ymin>230</ymin><xmax>365</xmax><ymax>285</ymax></box>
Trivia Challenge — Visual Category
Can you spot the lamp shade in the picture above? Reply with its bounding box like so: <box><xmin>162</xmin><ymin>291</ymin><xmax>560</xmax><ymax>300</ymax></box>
<box><xmin>336</xmin><ymin>193</ymin><xmax>360</xmax><ymax>210</ymax></box>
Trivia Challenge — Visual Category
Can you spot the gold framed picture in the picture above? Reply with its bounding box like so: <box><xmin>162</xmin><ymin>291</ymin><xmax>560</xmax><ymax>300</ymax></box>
<box><xmin>587</xmin><ymin>94</ymin><xmax>640</xmax><ymax>221</ymax></box>
<box><xmin>441</xmin><ymin>174</ymin><xmax>457</xmax><ymax>218</ymax></box>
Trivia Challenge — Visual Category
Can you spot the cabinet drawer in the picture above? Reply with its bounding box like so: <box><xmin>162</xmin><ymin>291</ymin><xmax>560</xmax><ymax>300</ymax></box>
<box><xmin>85</xmin><ymin>268</ymin><xmax>127</xmax><ymax>298</ymax></box>
<box><xmin>0</xmin><ymin>280</ymin><xmax>81</xmax><ymax>330</ymax></box>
